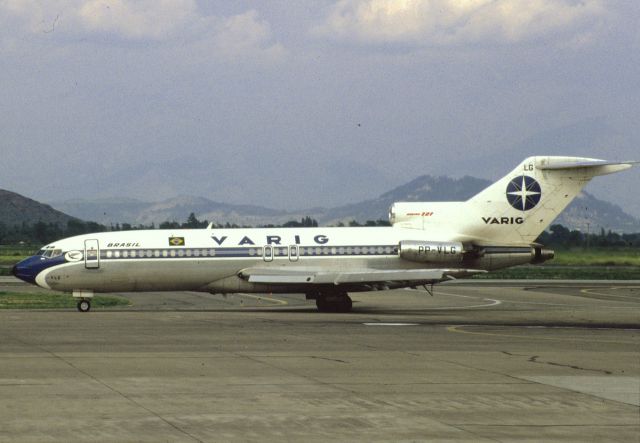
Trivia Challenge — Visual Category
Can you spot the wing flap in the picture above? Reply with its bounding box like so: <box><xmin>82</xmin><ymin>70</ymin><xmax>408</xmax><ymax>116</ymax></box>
<box><xmin>240</xmin><ymin>267</ymin><xmax>486</xmax><ymax>285</ymax></box>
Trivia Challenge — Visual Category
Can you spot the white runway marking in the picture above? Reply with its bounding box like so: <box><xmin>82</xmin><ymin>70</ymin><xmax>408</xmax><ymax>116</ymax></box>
<box><xmin>363</xmin><ymin>323</ymin><xmax>419</xmax><ymax>326</ymax></box>
<box><xmin>581</xmin><ymin>287</ymin><xmax>640</xmax><ymax>300</ymax></box>
<box><xmin>236</xmin><ymin>293</ymin><xmax>289</xmax><ymax>305</ymax></box>
<box><xmin>522</xmin><ymin>376</ymin><xmax>640</xmax><ymax>406</ymax></box>
<box><xmin>432</xmin><ymin>298</ymin><xmax>502</xmax><ymax>309</ymax></box>
<box><xmin>405</xmin><ymin>289</ymin><xmax>503</xmax><ymax>310</ymax></box>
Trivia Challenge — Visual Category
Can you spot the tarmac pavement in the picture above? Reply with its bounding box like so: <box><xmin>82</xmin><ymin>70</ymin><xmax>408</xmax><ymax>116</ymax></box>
<box><xmin>0</xmin><ymin>281</ymin><xmax>638</xmax><ymax>442</ymax></box>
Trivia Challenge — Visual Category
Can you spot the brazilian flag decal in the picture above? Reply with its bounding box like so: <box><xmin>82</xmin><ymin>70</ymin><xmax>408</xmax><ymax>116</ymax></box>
<box><xmin>169</xmin><ymin>236</ymin><xmax>185</xmax><ymax>246</ymax></box>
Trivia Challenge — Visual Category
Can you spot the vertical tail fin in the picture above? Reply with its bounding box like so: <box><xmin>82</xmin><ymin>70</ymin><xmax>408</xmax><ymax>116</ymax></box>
<box><xmin>465</xmin><ymin>156</ymin><xmax>635</xmax><ymax>245</ymax></box>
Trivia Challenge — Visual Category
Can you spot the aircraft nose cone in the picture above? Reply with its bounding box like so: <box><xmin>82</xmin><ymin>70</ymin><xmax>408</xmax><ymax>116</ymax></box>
<box><xmin>12</xmin><ymin>255</ymin><xmax>65</xmax><ymax>286</ymax></box>
<box><xmin>11</xmin><ymin>257</ymin><xmax>39</xmax><ymax>285</ymax></box>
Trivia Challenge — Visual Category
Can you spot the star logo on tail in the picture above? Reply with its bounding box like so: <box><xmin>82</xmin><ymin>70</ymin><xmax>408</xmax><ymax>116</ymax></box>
<box><xmin>506</xmin><ymin>176</ymin><xmax>541</xmax><ymax>211</ymax></box>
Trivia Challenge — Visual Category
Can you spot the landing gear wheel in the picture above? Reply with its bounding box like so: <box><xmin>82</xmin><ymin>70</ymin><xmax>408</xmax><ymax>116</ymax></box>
<box><xmin>340</xmin><ymin>295</ymin><xmax>353</xmax><ymax>312</ymax></box>
<box><xmin>77</xmin><ymin>299</ymin><xmax>91</xmax><ymax>312</ymax></box>
<box><xmin>316</xmin><ymin>294</ymin><xmax>352</xmax><ymax>313</ymax></box>
<box><xmin>316</xmin><ymin>297</ymin><xmax>330</xmax><ymax>312</ymax></box>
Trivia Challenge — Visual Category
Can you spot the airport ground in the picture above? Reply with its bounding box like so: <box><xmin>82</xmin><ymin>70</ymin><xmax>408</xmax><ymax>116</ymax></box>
<box><xmin>0</xmin><ymin>278</ymin><xmax>638</xmax><ymax>442</ymax></box>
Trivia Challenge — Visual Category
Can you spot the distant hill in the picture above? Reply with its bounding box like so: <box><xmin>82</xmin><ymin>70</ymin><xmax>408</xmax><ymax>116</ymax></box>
<box><xmin>317</xmin><ymin>176</ymin><xmax>490</xmax><ymax>225</ymax></box>
<box><xmin>556</xmin><ymin>192</ymin><xmax>640</xmax><ymax>234</ymax></box>
<box><xmin>52</xmin><ymin>196</ymin><xmax>288</xmax><ymax>227</ymax></box>
<box><xmin>50</xmin><ymin>175</ymin><xmax>640</xmax><ymax>233</ymax></box>
<box><xmin>0</xmin><ymin>189</ymin><xmax>77</xmax><ymax>227</ymax></box>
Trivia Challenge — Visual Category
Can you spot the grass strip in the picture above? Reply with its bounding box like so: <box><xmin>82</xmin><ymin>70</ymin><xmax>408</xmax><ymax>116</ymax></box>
<box><xmin>474</xmin><ymin>265</ymin><xmax>640</xmax><ymax>280</ymax></box>
<box><xmin>0</xmin><ymin>292</ymin><xmax>130</xmax><ymax>309</ymax></box>
<box><xmin>552</xmin><ymin>250</ymin><xmax>640</xmax><ymax>266</ymax></box>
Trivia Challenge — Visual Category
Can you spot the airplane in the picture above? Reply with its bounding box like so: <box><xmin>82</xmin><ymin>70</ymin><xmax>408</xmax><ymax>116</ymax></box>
<box><xmin>12</xmin><ymin>156</ymin><xmax>636</xmax><ymax>313</ymax></box>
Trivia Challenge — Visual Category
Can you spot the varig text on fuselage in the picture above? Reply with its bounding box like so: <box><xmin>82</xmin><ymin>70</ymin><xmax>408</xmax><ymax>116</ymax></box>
<box><xmin>211</xmin><ymin>234</ymin><xmax>329</xmax><ymax>246</ymax></box>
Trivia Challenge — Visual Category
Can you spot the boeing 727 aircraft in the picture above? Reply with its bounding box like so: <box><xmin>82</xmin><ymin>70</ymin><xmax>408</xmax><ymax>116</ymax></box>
<box><xmin>12</xmin><ymin>156</ymin><xmax>636</xmax><ymax>312</ymax></box>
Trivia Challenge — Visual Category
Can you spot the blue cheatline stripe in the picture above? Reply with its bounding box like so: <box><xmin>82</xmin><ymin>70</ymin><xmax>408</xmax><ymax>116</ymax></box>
<box><xmin>97</xmin><ymin>245</ymin><xmax>400</xmax><ymax>260</ymax></box>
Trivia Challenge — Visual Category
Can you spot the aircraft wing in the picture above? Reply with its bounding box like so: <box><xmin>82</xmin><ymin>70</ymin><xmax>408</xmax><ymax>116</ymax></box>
<box><xmin>238</xmin><ymin>267</ymin><xmax>486</xmax><ymax>285</ymax></box>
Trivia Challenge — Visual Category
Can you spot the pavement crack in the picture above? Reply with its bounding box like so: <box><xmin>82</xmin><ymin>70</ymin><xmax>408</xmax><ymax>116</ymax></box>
<box><xmin>3</xmin><ymin>331</ymin><xmax>203</xmax><ymax>443</ymax></box>
<box><xmin>501</xmin><ymin>350</ymin><xmax>530</xmax><ymax>357</ymax></box>
<box><xmin>53</xmin><ymin>353</ymin><xmax>205</xmax><ymax>442</ymax></box>
<box><xmin>527</xmin><ymin>355</ymin><xmax>613</xmax><ymax>375</ymax></box>
<box><xmin>235</xmin><ymin>352</ymin><xmax>359</xmax><ymax>394</ymax></box>
<box><xmin>501</xmin><ymin>351</ymin><xmax>614</xmax><ymax>375</ymax></box>
<box><xmin>309</xmin><ymin>356</ymin><xmax>347</xmax><ymax>363</ymax></box>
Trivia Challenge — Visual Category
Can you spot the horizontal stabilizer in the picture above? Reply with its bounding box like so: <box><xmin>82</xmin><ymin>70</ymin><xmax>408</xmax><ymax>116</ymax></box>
<box><xmin>535</xmin><ymin>158</ymin><xmax>637</xmax><ymax>176</ymax></box>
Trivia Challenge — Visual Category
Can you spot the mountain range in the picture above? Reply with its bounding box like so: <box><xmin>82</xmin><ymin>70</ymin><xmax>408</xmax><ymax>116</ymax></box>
<box><xmin>46</xmin><ymin>174</ymin><xmax>640</xmax><ymax>233</ymax></box>
<box><xmin>0</xmin><ymin>190</ymin><xmax>77</xmax><ymax>227</ymax></box>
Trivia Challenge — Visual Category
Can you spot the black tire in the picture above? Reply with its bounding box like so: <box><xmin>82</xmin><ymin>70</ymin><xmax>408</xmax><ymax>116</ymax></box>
<box><xmin>340</xmin><ymin>295</ymin><xmax>353</xmax><ymax>313</ymax></box>
<box><xmin>316</xmin><ymin>294</ymin><xmax>352</xmax><ymax>313</ymax></box>
<box><xmin>77</xmin><ymin>300</ymin><xmax>91</xmax><ymax>312</ymax></box>
<box><xmin>316</xmin><ymin>297</ymin><xmax>331</xmax><ymax>312</ymax></box>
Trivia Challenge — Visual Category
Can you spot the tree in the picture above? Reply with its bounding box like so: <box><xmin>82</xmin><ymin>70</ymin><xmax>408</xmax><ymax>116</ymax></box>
<box><xmin>160</xmin><ymin>221</ymin><xmax>181</xmax><ymax>229</ymax></box>
<box><xmin>301</xmin><ymin>216</ymin><xmax>318</xmax><ymax>227</ymax></box>
<box><xmin>183</xmin><ymin>213</ymin><xmax>208</xmax><ymax>229</ymax></box>
<box><xmin>184</xmin><ymin>212</ymin><xmax>199</xmax><ymax>228</ymax></box>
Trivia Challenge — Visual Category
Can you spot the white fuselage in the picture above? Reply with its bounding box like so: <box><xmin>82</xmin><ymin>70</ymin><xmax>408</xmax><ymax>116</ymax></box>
<box><xmin>31</xmin><ymin>227</ymin><xmax>448</xmax><ymax>293</ymax></box>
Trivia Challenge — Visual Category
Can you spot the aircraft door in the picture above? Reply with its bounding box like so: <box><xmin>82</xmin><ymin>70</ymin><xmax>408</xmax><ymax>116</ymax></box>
<box><xmin>263</xmin><ymin>246</ymin><xmax>273</xmax><ymax>262</ymax></box>
<box><xmin>84</xmin><ymin>239</ymin><xmax>100</xmax><ymax>269</ymax></box>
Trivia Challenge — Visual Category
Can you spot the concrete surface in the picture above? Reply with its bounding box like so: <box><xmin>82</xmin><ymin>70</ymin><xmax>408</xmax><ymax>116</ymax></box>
<box><xmin>0</xmin><ymin>281</ymin><xmax>638</xmax><ymax>442</ymax></box>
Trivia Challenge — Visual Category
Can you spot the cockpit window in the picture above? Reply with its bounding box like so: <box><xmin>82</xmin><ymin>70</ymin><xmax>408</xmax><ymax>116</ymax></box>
<box><xmin>39</xmin><ymin>248</ymin><xmax>62</xmax><ymax>258</ymax></box>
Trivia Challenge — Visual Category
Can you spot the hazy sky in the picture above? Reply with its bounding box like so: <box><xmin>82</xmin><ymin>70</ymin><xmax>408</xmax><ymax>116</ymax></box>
<box><xmin>1</xmin><ymin>1</ymin><xmax>639</xmax><ymax>215</ymax></box>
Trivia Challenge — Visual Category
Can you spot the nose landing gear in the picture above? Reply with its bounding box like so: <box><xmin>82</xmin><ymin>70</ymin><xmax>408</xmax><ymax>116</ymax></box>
<box><xmin>73</xmin><ymin>290</ymin><xmax>94</xmax><ymax>313</ymax></box>
<box><xmin>76</xmin><ymin>299</ymin><xmax>91</xmax><ymax>312</ymax></box>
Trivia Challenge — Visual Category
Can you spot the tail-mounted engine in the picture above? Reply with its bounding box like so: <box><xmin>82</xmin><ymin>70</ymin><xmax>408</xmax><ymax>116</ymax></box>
<box><xmin>399</xmin><ymin>240</ymin><xmax>555</xmax><ymax>270</ymax></box>
<box><xmin>469</xmin><ymin>245</ymin><xmax>554</xmax><ymax>270</ymax></box>
<box><xmin>399</xmin><ymin>240</ymin><xmax>465</xmax><ymax>264</ymax></box>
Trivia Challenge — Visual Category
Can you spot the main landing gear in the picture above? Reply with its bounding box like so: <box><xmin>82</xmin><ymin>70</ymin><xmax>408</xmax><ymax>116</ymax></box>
<box><xmin>315</xmin><ymin>293</ymin><xmax>353</xmax><ymax>313</ymax></box>
<box><xmin>76</xmin><ymin>299</ymin><xmax>91</xmax><ymax>312</ymax></box>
